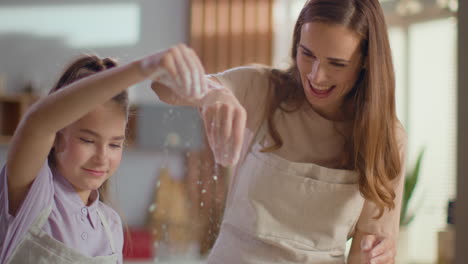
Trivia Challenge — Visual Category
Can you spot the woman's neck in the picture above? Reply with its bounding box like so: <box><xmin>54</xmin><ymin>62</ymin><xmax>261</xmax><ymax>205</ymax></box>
<box><xmin>309</xmin><ymin>98</ymin><xmax>354</xmax><ymax>122</ymax></box>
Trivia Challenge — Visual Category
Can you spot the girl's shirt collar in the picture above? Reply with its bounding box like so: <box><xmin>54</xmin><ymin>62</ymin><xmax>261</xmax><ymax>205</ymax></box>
<box><xmin>52</xmin><ymin>168</ymin><xmax>100</xmax><ymax>229</ymax></box>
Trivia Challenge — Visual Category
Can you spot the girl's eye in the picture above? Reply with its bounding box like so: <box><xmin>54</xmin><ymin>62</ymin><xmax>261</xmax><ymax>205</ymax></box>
<box><xmin>80</xmin><ymin>138</ymin><xmax>94</xmax><ymax>144</ymax></box>
<box><xmin>110</xmin><ymin>144</ymin><xmax>122</xmax><ymax>149</ymax></box>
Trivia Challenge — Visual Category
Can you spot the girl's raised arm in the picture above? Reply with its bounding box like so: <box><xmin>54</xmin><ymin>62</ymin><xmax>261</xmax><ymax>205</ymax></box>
<box><xmin>6</xmin><ymin>44</ymin><xmax>204</xmax><ymax>214</ymax></box>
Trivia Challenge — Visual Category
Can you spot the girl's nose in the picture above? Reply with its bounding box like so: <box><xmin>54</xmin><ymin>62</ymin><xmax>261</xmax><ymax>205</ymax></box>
<box><xmin>93</xmin><ymin>145</ymin><xmax>108</xmax><ymax>163</ymax></box>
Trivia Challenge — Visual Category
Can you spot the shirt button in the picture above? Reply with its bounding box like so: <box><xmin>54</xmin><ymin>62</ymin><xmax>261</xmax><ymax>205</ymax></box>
<box><xmin>81</xmin><ymin>232</ymin><xmax>88</xmax><ymax>240</ymax></box>
<box><xmin>81</xmin><ymin>215</ymin><xmax>86</xmax><ymax>222</ymax></box>
<box><xmin>81</xmin><ymin>207</ymin><xmax>87</xmax><ymax>215</ymax></box>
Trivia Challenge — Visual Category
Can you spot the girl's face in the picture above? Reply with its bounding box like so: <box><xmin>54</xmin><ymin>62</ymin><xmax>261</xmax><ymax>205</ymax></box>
<box><xmin>296</xmin><ymin>22</ymin><xmax>364</xmax><ymax>120</ymax></box>
<box><xmin>54</xmin><ymin>102</ymin><xmax>126</xmax><ymax>202</ymax></box>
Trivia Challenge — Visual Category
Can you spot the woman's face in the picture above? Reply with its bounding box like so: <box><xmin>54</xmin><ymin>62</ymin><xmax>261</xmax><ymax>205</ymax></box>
<box><xmin>54</xmin><ymin>102</ymin><xmax>126</xmax><ymax>201</ymax></box>
<box><xmin>296</xmin><ymin>22</ymin><xmax>364</xmax><ymax>120</ymax></box>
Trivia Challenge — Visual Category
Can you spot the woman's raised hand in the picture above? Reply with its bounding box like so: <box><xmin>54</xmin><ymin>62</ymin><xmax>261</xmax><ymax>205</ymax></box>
<box><xmin>141</xmin><ymin>44</ymin><xmax>246</xmax><ymax>166</ymax></box>
<box><xmin>200</xmin><ymin>82</ymin><xmax>247</xmax><ymax>167</ymax></box>
<box><xmin>141</xmin><ymin>44</ymin><xmax>210</xmax><ymax>99</ymax></box>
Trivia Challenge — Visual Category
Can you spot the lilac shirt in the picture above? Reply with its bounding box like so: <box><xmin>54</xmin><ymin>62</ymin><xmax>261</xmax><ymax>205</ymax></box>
<box><xmin>0</xmin><ymin>162</ymin><xmax>123</xmax><ymax>263</ymax></box>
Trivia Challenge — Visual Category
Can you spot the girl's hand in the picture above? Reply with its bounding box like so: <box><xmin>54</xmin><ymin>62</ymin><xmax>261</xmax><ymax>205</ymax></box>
<box><xmin>200</xmin><ymin>87</ymin><xmax>247</xmax><ymax>166</ymax></box>
<box><xmin>141</xmin><ymin>44</ymin><xmax>209</xmax><ymax>99</ymax></box>
<box><xmin>360</xmin><ymin>235</ymin><xmax>396</xmax><ymax>264</ymax></box>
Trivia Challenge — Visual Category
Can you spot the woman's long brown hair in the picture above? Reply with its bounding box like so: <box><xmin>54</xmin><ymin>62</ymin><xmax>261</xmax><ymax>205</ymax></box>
<box><xmin>266</xmin><ymin>0</ymin><xmax>401</xmax><ymax>218</ymax></box>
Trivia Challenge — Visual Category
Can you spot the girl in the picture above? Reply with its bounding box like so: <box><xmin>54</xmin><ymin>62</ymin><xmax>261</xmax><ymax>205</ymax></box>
<box><xmin>152</xmin><ymin>0</ymin><xmax>406</xmax><ymax>263</ymax></box>
<box><xmin>0</xmin><ymin>44</ymin><xmax>207</xmax><ymax>264</ymax></box>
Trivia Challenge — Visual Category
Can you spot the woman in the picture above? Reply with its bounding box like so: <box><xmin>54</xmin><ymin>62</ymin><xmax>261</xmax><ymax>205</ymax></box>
<box><xmin>152</xmin><ymin>0</ymin><xmax>406</xmax><ymax>263</ymax></box>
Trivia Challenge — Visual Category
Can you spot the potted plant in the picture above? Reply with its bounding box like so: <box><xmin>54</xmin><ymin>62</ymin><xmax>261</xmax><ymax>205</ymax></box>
<box><xmin>401</xmin><ymin>148</ymin><xmax>425</xmax><ymax>226</ymax></box>
<box><xmin>397</xmin><ymin>148</ymin><xmax>425</xmax><ymax>263</ymax></box>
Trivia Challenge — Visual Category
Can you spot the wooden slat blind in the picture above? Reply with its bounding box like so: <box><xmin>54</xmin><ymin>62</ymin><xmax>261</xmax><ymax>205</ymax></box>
<box><xmin>190</xmin><ymin>0</ymin><xmax>274</xmax><ymax>73</ymax></box>
<box><xmin>185</xmin><ymin>0</ymin><xmax>274</xmax><ymax>255</ymax></box>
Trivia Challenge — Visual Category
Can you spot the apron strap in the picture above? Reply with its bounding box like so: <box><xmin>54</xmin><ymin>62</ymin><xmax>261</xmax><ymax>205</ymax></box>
<box><xmin>255</xmin><ymin>121</ymin><xmax>268</xmax><ymax>146</ymax></box>
<box><xmin>96</xmin><ymin>209</ymin><xmax>116</xmax><ymax>253</ymax></box>
<box><xmin>246</xmin><ymin>116</ymin><xmax>268</xmax><ymax>155</ymax></box>
<box><xmin>29</xmin><ymin>205</ymin><xmax>53</xmax><ymax>234</ymax></box>
<box><xmin>248</xmin><ymin>116</ymin><xmax>270</xmax><ymax>154</ymax></box>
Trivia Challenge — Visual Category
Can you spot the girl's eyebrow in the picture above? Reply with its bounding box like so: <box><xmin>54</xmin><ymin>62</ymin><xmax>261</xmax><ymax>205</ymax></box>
<box><xmin>299</xmin><ymin>44</ymin><xmax>351</xmax><ymax>63</ymax></box>
<box><xmin>79</xmin><ymin>128</ymin><xmax>125</xmax><ymax>140</ymax></box>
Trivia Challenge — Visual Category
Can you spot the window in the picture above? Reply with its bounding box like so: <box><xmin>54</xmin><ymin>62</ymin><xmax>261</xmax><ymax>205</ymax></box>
<box><xmin>0</xmin><ymin>4</ymin><xmax>140</xmax><ymax>48</ymax></box>
<box><xmin>402</xmin><ymin>17</ymin><xmax>457</xmax><ymax>262</ymax></box>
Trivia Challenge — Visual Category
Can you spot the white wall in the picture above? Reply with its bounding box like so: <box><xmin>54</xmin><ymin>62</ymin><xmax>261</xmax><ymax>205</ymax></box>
<box><xmin>0</xmin><ymin>0</ymin><xmax>189</xmax><ymax>103</ymax></box>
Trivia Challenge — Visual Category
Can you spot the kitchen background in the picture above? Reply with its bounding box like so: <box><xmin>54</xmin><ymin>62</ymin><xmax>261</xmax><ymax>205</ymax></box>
<box><xmin>0</xmin><ymin>0</ymin><xmax>466</xmax><ymax>263</ymax></box>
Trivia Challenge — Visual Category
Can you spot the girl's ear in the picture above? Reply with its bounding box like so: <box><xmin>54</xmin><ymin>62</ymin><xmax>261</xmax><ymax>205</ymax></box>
<box><xmin>53</xmin><ymin>131</ymin><xmax>65</xmax><ymax>155</ymax></box>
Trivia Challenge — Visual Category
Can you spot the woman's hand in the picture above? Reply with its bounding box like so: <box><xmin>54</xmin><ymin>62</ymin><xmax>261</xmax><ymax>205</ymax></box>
<box><xmin>200</xmin><ymin>87</ymin><xmax>247</xmax><ymax>167</ymax></box>
<box><xmin>360</xmin><ymin>234</ymin><xmax>396</xmax><ymax>264</ymax></box>
<box><xmin>141</xmin><ymin>44</ymin><xmax>209</xmax><ymax>99</ymax></box>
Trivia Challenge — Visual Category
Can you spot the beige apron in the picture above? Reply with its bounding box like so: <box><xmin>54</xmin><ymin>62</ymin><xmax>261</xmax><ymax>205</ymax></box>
<box><xmin>6</xmin><ymin>205</ymin><xmax>119</xmax><ymax>264</ymax></box>
<box><xmin>208</xmin><ymin>121</ymin><xmax>365</xmax><ymax>263</ymax></box>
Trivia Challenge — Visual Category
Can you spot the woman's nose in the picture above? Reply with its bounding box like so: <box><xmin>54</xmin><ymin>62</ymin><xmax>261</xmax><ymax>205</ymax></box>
<box><xmin>307</xmin><ymin>60</ymin><xmax>327</xmax><ymax>84</ymax></box>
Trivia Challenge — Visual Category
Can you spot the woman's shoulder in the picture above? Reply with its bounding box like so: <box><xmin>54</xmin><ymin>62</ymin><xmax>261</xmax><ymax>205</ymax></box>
<box><xmin>210</xmin><ymin>65</ymin><xmax>274</xmax><ymax>116</ymax></box>
<box><xmin>216</xmin><ymin>64</ymin><xmax>272</xmax><ymax>75</ymax></box>
<box><xmin>211</xmin><ymin>65</ymin><xmax>273</xmax><ymax>85</ymax></box>
<box><xmin>394</xmin><ymin>120</ymin><xmax>408</xmax><ymax>149</ymax></box>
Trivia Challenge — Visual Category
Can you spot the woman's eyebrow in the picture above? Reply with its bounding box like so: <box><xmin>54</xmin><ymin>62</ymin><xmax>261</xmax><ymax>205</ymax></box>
<box><xmin>299</xmin><ymin>44</ymin><xmax>351</xmax><ymax>63</ymax></box>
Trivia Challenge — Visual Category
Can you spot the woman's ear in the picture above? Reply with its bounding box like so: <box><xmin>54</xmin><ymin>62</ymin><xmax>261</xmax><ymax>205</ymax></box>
<box><xmin>362</xmin><ymin>56</ymin><xmax>368</xmax><ymax>69</ymax></box>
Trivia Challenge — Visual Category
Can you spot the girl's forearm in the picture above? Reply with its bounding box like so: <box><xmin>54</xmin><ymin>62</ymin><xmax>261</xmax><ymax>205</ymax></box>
<box><xmin>24</xmin><ymin>60</ymin><xmax>146</xmax><ymax>134</ymax></box>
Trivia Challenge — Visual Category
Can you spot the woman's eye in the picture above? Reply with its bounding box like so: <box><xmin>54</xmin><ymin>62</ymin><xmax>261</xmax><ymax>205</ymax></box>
<box><xmin>110</xmin><ymin>144</ymin><xmax>122</xmax><ymax>149</ymax></box>
<box><xmin>80</xmin><ymin>138</ymin><xmax>94</xmax><ymax>144</ymax></box>
<box><xmin>331</xmin><ymin>62</ymin><xmax>346</xmax><ymax>67</ymax></box>
<box><xmin>302</xmin><ymin>51</ymin><xmax>314</xmax><ymax>58</ymax></box>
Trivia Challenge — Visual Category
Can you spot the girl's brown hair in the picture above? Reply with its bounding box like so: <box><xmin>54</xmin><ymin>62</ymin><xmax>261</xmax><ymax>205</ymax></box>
<box><xmin>266</xmin><ymin>0</ymin><xmax>401</xmax><ymax>218</ymax></box>
<box><xmin>48</xmin><ymin>54</ymin><xmax>129</xmax><ymax>204</ymax></box>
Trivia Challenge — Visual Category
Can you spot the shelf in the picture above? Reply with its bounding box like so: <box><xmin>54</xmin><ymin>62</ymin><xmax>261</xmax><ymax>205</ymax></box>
<box><xmin>0</xmin><ymin>135</ymin><xmax>12</xmax><ymax>145</ymax></box>
<box><xmin>0</xmin><ymin>94</ymin><xmax>37</xmax><ymax>144</ymax></box>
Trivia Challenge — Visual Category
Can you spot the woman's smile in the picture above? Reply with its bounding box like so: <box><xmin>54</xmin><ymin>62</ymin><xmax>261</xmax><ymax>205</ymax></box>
<box><xmin>309</xmin><ymin>81</ymin><xmax>336</xmax><ymax>98</ymax></box>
